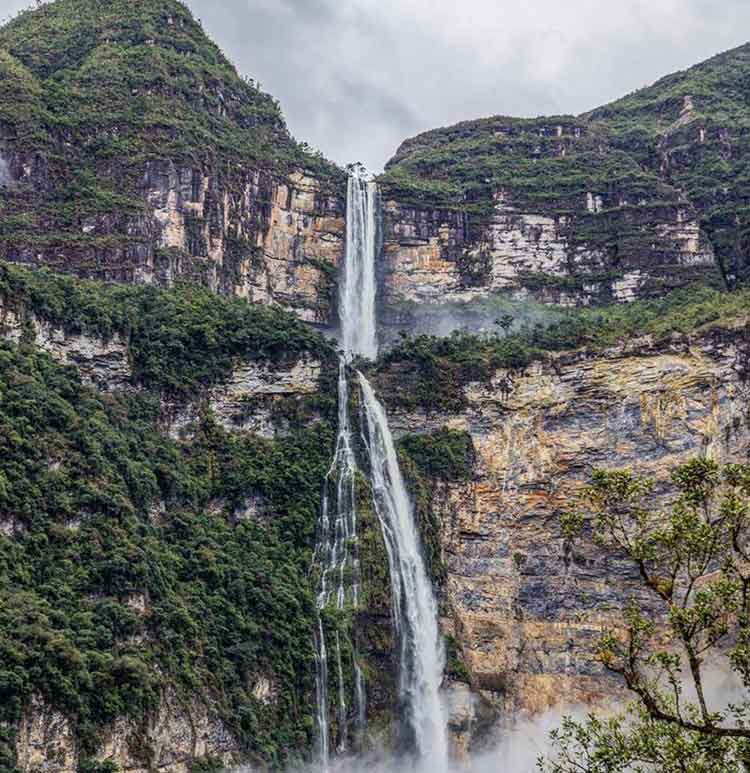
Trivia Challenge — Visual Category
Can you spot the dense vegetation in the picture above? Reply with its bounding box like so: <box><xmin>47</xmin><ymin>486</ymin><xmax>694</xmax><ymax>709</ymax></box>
<box><xmin>0</xmin><ymin>260</ymin><xmax>335</xmax><ymax>397</ymax></box>
<box><xmin>370</xmin><ymin>284</ymin><xmax>750</xmax><ymax>412</ymax></box>
<box><xmin>0</xmin><ymin>340</ymin><xmax>335</xmax><ymax>770</ymax></box>
<box><xmin>399</xmin><ymin>428</ymin><xmax>475</xmax><ymax>483</ymax></box>
<box><xmin>587</xmin><ymin>43</ymin><xmax>750</xmax><ymax>284</ymax></box>
<box><xmin>0</xmin><ymin>0</ymin><xmax>343</xmax><ymax>277</ymax></box>
<box><xmin>546</xmin><ymin>459</ymin><xmax>750</xmax><ymax>772</ymax></box>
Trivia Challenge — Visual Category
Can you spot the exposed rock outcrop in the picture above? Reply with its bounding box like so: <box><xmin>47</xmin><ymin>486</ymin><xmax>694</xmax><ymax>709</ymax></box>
<box><xmin>381</xmin><ymin>195</ymin><xmax>714</xmax><ymax>315</ymax></box>
<box><xmin>167</xmin><ymin>357</ymin><xmax>323</xmax><ymax>439</ymax></box>
<box><xmin>388</xmin><ymin>325</ymin><xmax>750</xmax><ymax>719</ymax></box>
<box><xmin>2</xmin><ymin>154</ymin><xmax>345</xmax><ymax>324</ymax></box>
<box><xmin>0</xmin><ymin>305</ymin><xmax>131</xmax><ymax>390</ymax></box>
<box><xmin>15</xmin><ymin>691</ymin><xmax>239</xmax><ymax>773</ymax></box>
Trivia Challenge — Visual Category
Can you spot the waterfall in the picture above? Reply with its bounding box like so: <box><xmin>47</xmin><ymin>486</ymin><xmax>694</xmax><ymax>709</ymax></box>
<box><xmin>315</xmin><ymin>171</ymin><xmax>446</xmax><ymax>770</ymax></box>
<box><xmin>341</xmin><ymin>175</ymin><xmax>378</xmax><ymax>359</ymax></box>
<box><xmin>314</xmin><ymin>172</ymin><xmax>378</xmax><ymax>767</ymax></box>
<box><xmin>314</xmin><ymin>359</ymin><xmax>366</xmax><ymax>763</ymax></box>
<box><xmin>358</xmin><ymin>374</ymin><xmax>449</xmax><ymax>771</ymax></box>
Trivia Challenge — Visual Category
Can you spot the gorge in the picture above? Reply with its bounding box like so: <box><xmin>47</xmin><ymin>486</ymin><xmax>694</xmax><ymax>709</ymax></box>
<box><xmin>0</xmin><ymin>1</ymin><xmax>750</xmax><ymax>772</ymax></box>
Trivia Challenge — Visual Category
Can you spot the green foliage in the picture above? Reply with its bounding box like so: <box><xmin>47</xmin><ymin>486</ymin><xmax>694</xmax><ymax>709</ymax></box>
<box><xmin>546</xmin><ymin>459</ymin><xmax>750</xmax><ymax>772</ymax></box>
<box><xmin>444</xmin><ymin>634</ymin><xmax>471</xmax><ymax>684</ymax></box>
<box><xmin>0</xmin><ymin>0</ymin><xmax>342</xmax><ymax>263</ymax></box>
<box><xmin>381</xmin><ymin>43</ymin><xmax>750</xmax><ymax>288</ymax></box>
<box><xmin>0</xmin><ymin>260</ymin><xmax>335</xmax><ymax>397</ymax></box>
<box><xmin>399</xmin><ymin>428</ymin><xmax>475</xmax><ymax>482</ymax></box>
<box><xmin>543</xmin><ymin>707</ymin><xmax>750</xmax><ymax>773</ymax></box>
<box><xmin>188</xmin><ymin>756</ymin><xmax>224</xmax><ymax>773</ymax></box>
<box><xmin>0</xmin><ymin>341</ymin><xmax>334</xmax><ymax>766</ymax></box>
<box><xmin>370</xmin><ymin>284</ymin><xmax>750</xmax><ymax>412</ymax></box>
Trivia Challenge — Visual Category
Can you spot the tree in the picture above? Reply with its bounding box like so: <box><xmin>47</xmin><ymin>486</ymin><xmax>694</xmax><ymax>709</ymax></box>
<box><xmin>495</xmin><ymin>313</ymin><xmax>515</xmax><ymax>335</ymax></box>
<box><xmin>543</xmin><ymin>458</ymin><xmax>750</xmax><ymax>772</ymax></box>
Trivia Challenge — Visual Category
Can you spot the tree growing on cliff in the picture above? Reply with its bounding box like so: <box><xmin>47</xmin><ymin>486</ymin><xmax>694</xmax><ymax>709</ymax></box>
<box><xmin>544</xmin><ymin>458</ymin><xmax>750</xmax><ymax>772</ymax></box>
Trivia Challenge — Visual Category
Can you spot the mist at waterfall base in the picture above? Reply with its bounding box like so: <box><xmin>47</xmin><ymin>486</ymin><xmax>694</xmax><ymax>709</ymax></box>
<box><xmin>270</xmin><ymin>704</ymin><xmax>586</xmax><ymax>773</ymax></box>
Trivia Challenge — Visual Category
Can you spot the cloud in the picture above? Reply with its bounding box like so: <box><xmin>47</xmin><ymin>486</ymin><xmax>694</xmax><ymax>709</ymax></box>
<box><xmin>4</xmin><ymin>0</ymin><xmax>750</xmax><ymax>171</ymax></box>
<box><xmin>183</xmin><ymin>0</ymin><xmax>750</xmax><ymax>171</ymax></box>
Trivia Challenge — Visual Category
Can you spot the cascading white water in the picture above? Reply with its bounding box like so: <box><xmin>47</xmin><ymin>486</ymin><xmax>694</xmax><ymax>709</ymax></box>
<box><xmin>358</xmin><ymin>374</ymin><xmax>449</xmax><ymax>772</ymax></box>
<box><xmin>314</xmin><ymin>172</ymin><xmax>378</xmax><ymax>767</ymax></box>
<box><xmin>316</xmin><ymin>171</ymin><xmax>447</xmax><ymax>771</ymax></box>
<box><xmin>341</xmin><ymin>175</ymin><xmax>378</xmax><ymax>360</ymax></box>
<box><xmin>314</xmin><ymin>360</ymin><xmax>366</xmax><ymax>765</ymax></box>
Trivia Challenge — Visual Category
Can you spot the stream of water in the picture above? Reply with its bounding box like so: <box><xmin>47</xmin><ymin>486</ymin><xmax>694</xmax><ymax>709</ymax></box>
<box><xmin>314</xmin><ymin>172</ymin><xmax>447</xmax><ymax>771</ymax></box>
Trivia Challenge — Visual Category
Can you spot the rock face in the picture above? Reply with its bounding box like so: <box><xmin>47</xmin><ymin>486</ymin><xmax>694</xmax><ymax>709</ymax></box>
<box><xmin>2</xmin><ymin>153</ymin><xmax>345</xmax><ymax>324</ymax></box>
<box><xmin>131</xmin><ymin>163</ymin><xmax>344</xmax><ymax>325</ymax></box>
<box><xmin>15</xmin><ymin>692</ymin><xmax>238</xmax><ymax>773</ymax></box>
<box><xmin>168</xmin><ymin>357</ymin><xmax>323</xmax><ymax>439</ymax></box>
<box><xmin>0</xmin><ymin>305</ymin><xmax>131</xmax><ymax>390</ymax></box>
<box><xmin>381</xmin><ymin>193</ymin><xmax>714</xmax><ymax>314</ymax></box>
<box><xmin>387</xmin><ymin>325</ymin><xmax>750</xmax><ymax>721</ymax></box>
<box><xmin>378</xmin><ymin>114</ymin><xmax>723</xmax><ymax>323</ymax></box>
<box><xmin>15</xmin><ymin>697</ymin><xmax>78</xmax><ymax>773</ymax></box>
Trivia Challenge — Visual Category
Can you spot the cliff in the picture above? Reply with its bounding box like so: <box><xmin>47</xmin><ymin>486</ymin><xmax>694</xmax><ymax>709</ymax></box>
<box><xmin>2</xmin><ymin>3</ymin><xmax>750</xmax><ymax>770</ymax></box>
<box><xmin>0</xmin><ymin>0</ymin><xmax>346</xmax><ymax>324</ymax></box>
<box><xmin>378</xmin><ymin>44</ymin><xmax>750</xmax><ymax>324</ymax></box>
<box><xmin>2</xmin><ymin>265</ymin><xmax>749</xmax><ymax>770</ymax></box>
<box><xmin>0</xmin><ymin>263</ymin><xmax>339</xmax><ymax>772</ymax></box>
<box><xmin>380</xmin><ymin>323</ymin><xmax>750</xmax><ymax>736</ymax></box>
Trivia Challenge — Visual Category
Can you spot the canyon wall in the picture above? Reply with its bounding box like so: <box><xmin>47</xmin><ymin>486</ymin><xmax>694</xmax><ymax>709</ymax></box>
<box><xmin>2</xmin><ymin>151</ymin><xmax>345</xmax><ymax>325</ymax></box>
<box><xmin>385</xmin><ymin>322</ymin><xmax>750</xmax><ymax>739</ymax></box>
<box><xmin>381</xmin><ymin>190</ymin><xmax>714</xmax><ymax>312</ymax></box>
<box><xmin>0</xmin><ymin>301</ymin><xmax>327</xmax><ymax>773</ymax></box>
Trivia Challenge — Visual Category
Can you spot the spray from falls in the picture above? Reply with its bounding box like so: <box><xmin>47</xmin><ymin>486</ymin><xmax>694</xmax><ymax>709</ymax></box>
<box><xmin>314</xmin><ymin>171</ymin><xmax>447</xmax><ymax>770</ymax></box>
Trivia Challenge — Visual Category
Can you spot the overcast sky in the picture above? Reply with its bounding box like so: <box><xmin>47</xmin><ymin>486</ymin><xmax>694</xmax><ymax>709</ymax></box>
<box><xmin>3</xmin><ymin>0</ymin><xmax>750</xmax><ymax>170</ymax></box>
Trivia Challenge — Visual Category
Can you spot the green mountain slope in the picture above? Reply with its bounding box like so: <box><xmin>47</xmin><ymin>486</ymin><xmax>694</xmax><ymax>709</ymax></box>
<box><xmin>0</xmin><ymin>262</ymin><xmax>339</xmax><ymax>770</ymax></box>
<box><xmin>0</xmin><ymin>0</ymin><xmax>341</xmax><ymax>288</ymax></box>
<box><xmin>381</xmin><ymin>42</ymin><xmax>750</xmax><ymax>289</ymax></box>
<box><xmin>587</xmin><ymin>43</ymin><xmax>750</xmax><ymax>284</ymax></box>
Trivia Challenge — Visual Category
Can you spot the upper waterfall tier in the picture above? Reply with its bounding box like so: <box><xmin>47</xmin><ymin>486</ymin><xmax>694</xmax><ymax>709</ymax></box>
<box><xmin>341</xmin><ymin>175</ymin><xmax>378</xmax><ymax>359</ymax></box>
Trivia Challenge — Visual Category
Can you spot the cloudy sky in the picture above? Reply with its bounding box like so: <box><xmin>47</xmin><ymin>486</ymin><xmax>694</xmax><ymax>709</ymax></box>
<box><xmin>3</xmin><ymin>0</ymin><xmax>750</xmax><ymax>170</ymax></box>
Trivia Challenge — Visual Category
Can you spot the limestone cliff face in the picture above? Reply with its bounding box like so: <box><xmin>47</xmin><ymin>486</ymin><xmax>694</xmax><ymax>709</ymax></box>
<box><xmin>0</xmin><ymin>305</ymin><xmax>131</xmax><ymax>390</ymax></box>
<box><xmin>381</xmin><ymin>193</ymin><xmax>713</xmax><ymax>316</ymax></box>
<box><xmin>167</xmin><ymin>357</ymin><xmax>324</xmax><ymax>440</ymax></box>
<box><xmin>15</xmin><ymin>692</ymin><xmax>238</xmax><ymax>773</ymax></box>
<box><xmin>3</xmin><ymin>151</ymin><xmax>345</xmax><ymax>325</ymax></box>
<box><xmin>377</xmin><ymin>115</ymin><xmax>721</xmax><ymax>325</ymax></box>
<box><xmin>0</xmin><ymin>306</ymin><xmax>325</xmax><ymax>773</ymax></box>
<box><xmin>140</xmin><ymin>163</ymin><xmax>344</xmax><ymax>324</ymax></box>
<box><xmin>387</xmin><ymin>325</ymin><xmax>750</xmax><ymax>727</ymax></box>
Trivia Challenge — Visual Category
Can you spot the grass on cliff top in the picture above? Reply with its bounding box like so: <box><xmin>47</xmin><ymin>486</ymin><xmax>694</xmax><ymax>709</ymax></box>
<box><xmin>0</xmin><ymin>260</ymin><xmax>335</xmax><ymax>397</ymax></box>
<box><xmin>0</xmin><ymin>0</ymin><xmax>342</xmax><ymax>265</ymax></box>
<box><xmin>0</xmin><ymin>0</ymin><xmax>337</xmax><ymax>176</ymax></box>
<box><xmin>379</xmin><ymin>42</ymin><xmax>750</xmax><ymax>283</ymax></box>
<box><xmin>369</xmin><ymin>284</ymin><xmax>750</xmax><ymax>412</ymax></box>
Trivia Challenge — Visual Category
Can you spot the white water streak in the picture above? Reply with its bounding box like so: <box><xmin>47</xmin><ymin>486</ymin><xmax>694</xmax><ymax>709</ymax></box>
<box><xmin>358</xmin><ymin>373</ymin><xmax>449</xmax><ymax>772</ymax></box>
<box><xmin>314</xmin><ymin>170</ymin><xmax>379</xmax><ymax>767</ymax></box>
<box><xmin>341</xmin><ymin>174</ymin><xmax>378</xmax><ymax>360</ymax></box>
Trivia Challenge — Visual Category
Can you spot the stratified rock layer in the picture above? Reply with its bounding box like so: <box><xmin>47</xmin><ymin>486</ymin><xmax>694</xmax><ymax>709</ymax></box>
<box><xmin>387</xmin><ymin>325</ymin><xmax>750</xmax><ymax>718</ymax></box>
